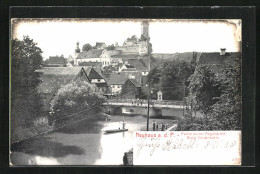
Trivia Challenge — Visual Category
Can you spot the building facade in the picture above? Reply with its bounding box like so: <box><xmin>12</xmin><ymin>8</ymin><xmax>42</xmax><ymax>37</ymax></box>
<box><xmin>76</xmin><ymin>49</ymin><xmax>111</xmax><ymax>67</ymax></box>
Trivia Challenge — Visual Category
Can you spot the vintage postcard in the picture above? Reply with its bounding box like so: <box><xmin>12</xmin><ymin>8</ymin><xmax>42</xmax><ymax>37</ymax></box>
<box><xmin>10</xmin><ymin>18</ymin><xmax>242</xmax><ymax>165</ymax></box>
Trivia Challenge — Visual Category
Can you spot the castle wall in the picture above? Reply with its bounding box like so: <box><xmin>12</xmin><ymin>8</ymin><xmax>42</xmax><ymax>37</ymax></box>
<box><xmin>115</xmin><ymin>46</ymin><xmax>140</xmax><ymax>55</ymax></box>
<box><xmin>115</xmin><ymin>45</ymin><xmax>148</xmax><ymax>55</ymax></box>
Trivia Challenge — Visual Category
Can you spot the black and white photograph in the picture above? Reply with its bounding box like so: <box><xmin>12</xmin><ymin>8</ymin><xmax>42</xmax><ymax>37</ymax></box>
<box><xmin>10</xmin><ymin>18</ymin><xmax>242</xmax><ymax>166</ymax></box>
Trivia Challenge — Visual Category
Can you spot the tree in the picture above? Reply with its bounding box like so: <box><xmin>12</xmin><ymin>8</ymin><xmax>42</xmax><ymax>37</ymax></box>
<box><xmin>209</xmin><ymin>65</ymin><xmax>242</xmax><ymax>130</ymax></box>
<box><xmin>82</xmin><ymin>43</ymin><xmax>92</xmax><ymax>52</ymax></box>
<box><xmin>11</xmin><ymin>36</ymin><xmax>44</xmax><ymax>129</ymax></box>
<box><xmin>106</xmin><ymin>44</ymin><xmax>115</xmax><ymax>50</ymax></box>
<box><xmin>50</xmin><ymin>80</ymin><xmax>106</xmax><ymax>121</ymax></box>
<box><xmin>189</xmin><ymin>65</ymin><xmax>222</xmax><ymax>115</ymax></box>
<box><xmin>179</xmin><ymin>63</ymin><xmax>242</xmax><ymax>131</ymax></box>
<box><xmin>127</xmin><ymin>35</ymin><xmax>138</xmax><ymax>42</ymax></box>
<box><xmin>147</xmin><ymin>60</ymin><xmax>195</xmax><ymax>100</ymax></box>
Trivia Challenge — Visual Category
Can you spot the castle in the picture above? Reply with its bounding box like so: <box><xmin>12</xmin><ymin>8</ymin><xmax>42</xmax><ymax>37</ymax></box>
<box><xmin>75</xmin><ymin>20</ymin><xmax>150</xmax><ymax>60</ymax></box>
<box><xmin>114</xmin><ymin>21</ymin><xmax>150</xmax><ymax>56</ymax></box>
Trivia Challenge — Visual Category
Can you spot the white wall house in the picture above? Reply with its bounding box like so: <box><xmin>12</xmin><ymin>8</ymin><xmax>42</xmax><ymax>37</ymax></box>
<box><xmin>110</xmin><ymin>84</ymin><xmax>122</xmax><ymax>94</ymax></box>
<box><xmin>107</xmin><ymin>71</ymin><xmax>143</xmax><ymax>95</ymax></box>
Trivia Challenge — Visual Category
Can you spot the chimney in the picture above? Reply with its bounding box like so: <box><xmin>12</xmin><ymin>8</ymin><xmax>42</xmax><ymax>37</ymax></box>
<box><xmin>220</xmin><ymin>48</ymin><xmax>226</xmax><ymax>56</ymax></box>
<box><xmin>129</xmin><ymin>75</ymin><xmax>135</xmax><ymax>79</ymax></box>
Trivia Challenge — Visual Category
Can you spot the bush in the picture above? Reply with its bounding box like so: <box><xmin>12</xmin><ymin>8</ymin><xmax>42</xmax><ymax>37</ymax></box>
<box><xmin>50</xmin><ymin>79</ymin><xmax>106</xmax><ymax>122</ymax></box>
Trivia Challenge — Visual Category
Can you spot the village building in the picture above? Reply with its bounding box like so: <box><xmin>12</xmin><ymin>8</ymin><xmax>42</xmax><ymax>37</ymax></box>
<box><xmin>110</xmin><ymin>54</ymin><xmax>140</xmax><ymax>64</ymax></box>
<box><xmin>119</xmin><ymin>64</ymin><xmax>136</xmax><ymax>72</ymax></box>
<box><xmin>45</xmin><ymin>56</ymin><xmax>67</xmax><ymax>67</ymax></box>
<box><xmin>37</xmin><ymin>66</ymin><xmax>112</xmax><ymax>111</ymax></box>
<box><xmin>95</xmin><ymin>42</ymin><xmax>107</xmax><ymax>49</ymax></box>
<box><xmin>83</xmin><ymin>66</ymin><xmax>109</xmax><ymax>94</ymax></box>
<box><xmin>195</xmin><ymin>48</ymin><xmax>241</xmax><ymax>80</ymax></box>
<box><xmin>77</xmin><ymin>61</ymin><xmax>102</xmax><ymax>67</ymax></box>
<box><xmin>110</xmin><ymin>58</ymin><xmax>123</xmax><ymax>67</ymax></box>
<box><xmin>107</xmin><ymin>71</ymin><xmax>142</xmax><ymax>95</ymax></box>
<box><xmin>75</xmin><ymin>49</ymin><xmax>111</xmax><ymax>67</ymax></box>
<box><xmin>36</xmin><ymin>67</ymin><xmax>90</xmax><ymax>111</ymax></box>
<box><xmin>121</xmin><ymin>79</ymin><xmax>141</xmax><ymax>99</ymax></box>
<box><xmin>66</xmin><ymin>62</ymin><xmax>74</xmax><ymax>67</ymax></box>
<box><xmin>152</xmin><ymin>52</ymin><xmax>201</xmax><ymax>62</ymax></box>
<box><xmin>67</xmin><ymin>55</ymin><xmax>74</xmax><ymax>64</ymax></box>
<box><xmin>127</xmin><ymin>58</ymin><xmax>150</xmax><ymax>76</ymax></box>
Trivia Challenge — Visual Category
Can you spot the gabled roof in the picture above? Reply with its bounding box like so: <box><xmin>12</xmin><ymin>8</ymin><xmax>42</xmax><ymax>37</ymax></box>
<box><xmin>195</xmin><ymin>52</ymin><xmax>241</xmax><ymax>80</ymax></box>
<box><xmin>37</xmin><ymin>67</ymin><xmax>83</xmax><ymax>75</ymax></box>
<box><xmin>78</xmin><ymin>62</ymin><xmax>102</xmax><ymax>67</ymax></box>
<box><xmin>122</xmin><ymin>68</ymin><xmax>136</xmax><ymax>72</ymax></box>
<box><xmin>76</xmin><ymin>49</ymin><xmax>105</xmax><ymax>59</ymax></box>
<box><xmin>84</xmin><ymin>67</ymin><xmax>104</xmax><ymax>80</ymax></box>
<box><xmin>108</xmin><ymin>71</ymin><xmax>142</xmax><ymax>85</ymax></box>
<box><xmin>36</xmin><ymin>67</ymin><xmax>88</xmax><ymax>94</ymax></box>
<box><xmin>128</xmin><ymin>58</ymin><xmax>150</xmax><ymax>71</ymax></box>
<box><xmin>125</xmin><ymin>79</ymin><xmax>141</xmax><ymax>87</ymax></box>
<box><xmin>125</xmin><ymin>64</ymin><xmax>135</xmax><ymax>68</ymax></box>
<box><xmin>152</xmin><ymin>52</ymin><xmax>200</xmax><ymax>62</ymax></box>
<box><xmin>198</xmin><ymin>52</ymin><xmax>241</xmax><ymax>66</ymax></box>
<box><xmin>48</xmin><ymin>56</ymin><xmax>67</xmax><ymax>64</ymax></box>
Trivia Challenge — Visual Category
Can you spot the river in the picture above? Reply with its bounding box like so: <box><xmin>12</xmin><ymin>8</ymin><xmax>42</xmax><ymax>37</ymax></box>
<box><xmin>10</xmin><ymin>115</ymin><xmax>175</xmax><ymax>166</ymax></box>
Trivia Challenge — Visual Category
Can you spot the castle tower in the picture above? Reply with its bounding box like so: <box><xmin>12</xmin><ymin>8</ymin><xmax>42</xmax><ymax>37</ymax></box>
<box><xmin>141</xmin><ymin>21</ymin><xmax>149</xmax><ymax>41</ymax></box>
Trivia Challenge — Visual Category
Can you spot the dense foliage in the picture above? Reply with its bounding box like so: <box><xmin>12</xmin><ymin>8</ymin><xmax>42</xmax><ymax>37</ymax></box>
<box><xmin>82</xmin><ymin>43</ymin><xmax>92</xmax><ymax>52</ymax></box>
<box><xmin>50</xmin><ymin>80</ymin><xmax>106</xmax><ymax>122</ymax></box>
<box><xmin>189</xmin><ymin>65</ymin><xmax>222</xmax><ymax>114</ymax></box>
<box><xmin>147</xmin><ymin>60</ymin><xmax>195</xmax><ymax>100</ymax></box>
<box><xmin>209</xmin><ymin>65</ymin><xmax>242</xmax><ymax>130</ymax></box>
<box><xmin>106</xmin><ymin>44</ymin><xmax>115</xmax><ymax>50</ymax></box>
<box><xmin>177</xmin><ymin>63</ymin><xmax>242</xmax><ymax>130</ymax></box>
<box><xmin>11</xmin><ymin>36</ymin><xmax>44</xmax><ymax>129</ymax></box>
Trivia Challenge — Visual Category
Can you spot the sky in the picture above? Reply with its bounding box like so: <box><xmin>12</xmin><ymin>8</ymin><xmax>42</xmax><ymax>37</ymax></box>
<box><xmin>12</xmin><ymin>19</ymin><xmax>241</xmax><ymax>59</ymax></box>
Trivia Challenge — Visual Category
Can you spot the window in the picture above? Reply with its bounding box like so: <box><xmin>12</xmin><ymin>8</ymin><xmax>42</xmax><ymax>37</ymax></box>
<box><xmin>98</xmin><ymin>79</ymin><xmax>100</xmax><ymax>82</ymax></box>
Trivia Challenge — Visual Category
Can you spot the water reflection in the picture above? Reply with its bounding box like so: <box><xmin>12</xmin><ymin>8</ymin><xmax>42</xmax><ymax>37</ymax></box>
<box><xmin>11</xmin><ymin>115</ymin><xmax>169</xmax><ymax>165</ymax></box>
<box><xmin>94</xmin><ymin>121</ymin><xmax>135</xmax><ymax>165</ymax></box>
<box><xmin>10</xmin><ymin>152</ymin><xmax>60</xmax><ymax>165</ymax></box>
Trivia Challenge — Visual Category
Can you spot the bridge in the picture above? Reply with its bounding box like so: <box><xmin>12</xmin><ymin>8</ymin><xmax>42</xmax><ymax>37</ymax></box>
<box><xmin>103</xmin><ymin>99</ymin><xmax>185</xmax><ymax>109</ymax></box>
<box><xmin>103</xmin><ymin>99</ymin><xmax>189</xmax><ymax>118</ymax></box>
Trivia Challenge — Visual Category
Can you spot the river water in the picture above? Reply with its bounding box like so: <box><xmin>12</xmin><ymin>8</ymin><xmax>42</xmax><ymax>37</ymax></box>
<box><xmin>10</xmin><ymin>115</ymin><xmax>174</xmax><ymax>166</ymax></box>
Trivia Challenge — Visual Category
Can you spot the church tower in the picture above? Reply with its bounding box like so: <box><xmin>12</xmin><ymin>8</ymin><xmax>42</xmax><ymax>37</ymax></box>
<box><xmin>141</xmin><ymin>21</ymin><xmax>149</xmax><ymax>41</ymax></box>
<box><xmin>74</xmin><ymin>42</ymin><xmax>80</xmax><ymax>65</ymax></box>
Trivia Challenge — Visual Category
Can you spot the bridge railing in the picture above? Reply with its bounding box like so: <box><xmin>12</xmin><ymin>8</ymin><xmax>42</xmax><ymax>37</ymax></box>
<box><xmin>106</xmin><ymin>99</ymin><xmax>184</xmax><ymax>106</ymax></box>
